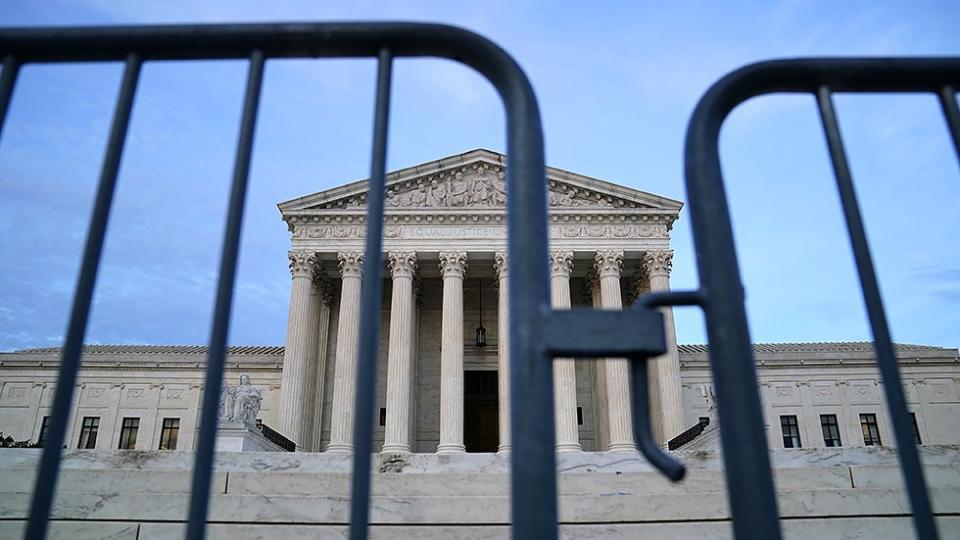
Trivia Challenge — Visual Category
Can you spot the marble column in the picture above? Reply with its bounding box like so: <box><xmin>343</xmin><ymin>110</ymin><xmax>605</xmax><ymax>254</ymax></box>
<box><xmin>494</xmin><ymin>252</ymin><xmax>510</xmax><ymax>453</ymax></box>
<box><xmin>278</xmin><ymin>250</ymin><xmax>318</xmax><ymax>448</ymax></box>
<box><xmin>437</xmin><ymin>251</ymin><xmax>467</xmax><ymax>455</ymax></box>
<box><xmin>308</xmin><ymin>277</ymin><xmax>333</xmax><ymax>452</ymax></box>
<box><xmin>644</xmin><ymin>249</ymin><xmax>685</xmax><ymax>443</ymax></box>
<box><xmin>595</xmin><ymin>250</ymin><xmax>636</xmax><ymax>451</ymax></box>
<box><xmin>326</xmin><ymin>251</ymin><xmax>364</xmax><ymax>453</ymax></box>
<box><xmin>550</xmin><ymin>250</ymin><xmax>581</xmax><ymax>453</ymax></box>
<box><xmin>585</xmin><ymin>273</ymin><xmax>609</xmax><ymax>451</ymax></box>
<box><xmin>382</xmin><ymin>252</ymin><xmax>418</xmax><ymax>453</ymax></box>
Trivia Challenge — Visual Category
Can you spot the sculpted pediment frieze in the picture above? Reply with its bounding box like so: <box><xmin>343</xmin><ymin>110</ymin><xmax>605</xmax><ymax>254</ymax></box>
<box><xmin>301</xmin><ymin>161</ymin><xmax>656</xmax><ymax>211</ymax></box>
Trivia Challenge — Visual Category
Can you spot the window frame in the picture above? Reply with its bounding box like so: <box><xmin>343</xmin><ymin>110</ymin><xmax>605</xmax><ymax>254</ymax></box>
<box><xmin>909</xmin><ymin>412</ymin><xmax>922</xmax><ymax>445</ymax></box>
<box><xmin>819</xmin><ymin>414</ymin><xmax>842</xmax><ymax>447</ymax></box>
<box><xmin>860</xmin><ymin>413</ymin><xmax>882</xmax><ymax>446</ymax></box>
<box><xmin>779</xmin><ymin>415</ymin><xmax>802</xmax><ymax>448</ymax></box>
<box><xmin>118</xmin><ymin>417</ymin><xmax>140</xmax><ymax>450</ymax></box>
<box><xmin>158</xmin><ymin>417</ymin><xmax>180</xmax><ymax>450</ymax></box>
<box><xmin>37</xmin><ymin>416</ymin><xmax>51</xmax><ymax>448</ymax></box>
<box><xmin>77</xmin><ymin>416</ymin><xmax>100</xmax><ymax>449</ymax></box>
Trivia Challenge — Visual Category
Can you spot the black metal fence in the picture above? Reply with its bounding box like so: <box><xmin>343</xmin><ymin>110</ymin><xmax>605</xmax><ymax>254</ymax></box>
<box><xmin>1</xmin><ymin>22</ymin><xmax>955</xmax><ymax>540</ymax></box>
<box><xmin>682</xmin><ymin>58</ymin><xmax>960</xmax><ymax>540</ymax></box>
<box><xmin>257</xmin><ymin>422</ymin><xmax>296</xmax><ymax>452</ymax></box>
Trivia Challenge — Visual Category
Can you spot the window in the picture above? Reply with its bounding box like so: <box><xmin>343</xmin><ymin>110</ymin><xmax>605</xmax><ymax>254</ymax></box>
<box><xmin>78</xmin><ymin>416</ymin><xmax>99</xmax><ymax>449</ymax></box>
<box><xmin>379</xmin><ymin>408</ymin><xmax>387</xmax><ymax>426</ymax></box>
<box><xmin>780</xmin><ymin>415</ymin><xmax>801</xmax><ymax>448</ymax></box>
<box><xmin>860</xmin><ymin>413</ymin><xmax>882</xmax><ymax>446</ymax></box>
<box><xmin>910</xmin><ymin>412</ymin><xmax>922</xmax><ymax>445</ymax></box>
<box><xmin>577</xmin><ymin>407</ymin><xmax>583</xmax><ymax>425</ymax></box>
<box><xmin>159</xmin><ymin>418</ymin><xmax>180</xmax><ymax>450</ymax></box>
<box><xmin>37</xmin><ymin>416</ymin><xmax>51</xmax><ymax>447</ymax></box>
<box><xmin>118</xmin><ymin>417</ymin><xmax>139</xmax><ymax>450</ymax></box>
<box><xmin>820</xmin><ymin>414</ymin><xmax>842</xmax><ymax>447</ymax></box>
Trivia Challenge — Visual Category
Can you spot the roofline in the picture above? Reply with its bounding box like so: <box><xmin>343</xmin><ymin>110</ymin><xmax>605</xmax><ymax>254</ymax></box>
<box><xmin>6</xmin><ymin>341</ymin><xmax>956</xmax><ymax>357</ymax></box>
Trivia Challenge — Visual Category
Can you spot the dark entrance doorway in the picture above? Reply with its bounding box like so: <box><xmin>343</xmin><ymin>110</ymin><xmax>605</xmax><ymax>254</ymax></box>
<box><xmin>464</xmin><ymin>370</ymin><xmax>499</xmax><ymax>452</ymax></box>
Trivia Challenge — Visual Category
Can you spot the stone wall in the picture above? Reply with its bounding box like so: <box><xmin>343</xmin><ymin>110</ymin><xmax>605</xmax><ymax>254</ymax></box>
<box><xmin>1</xmin><ymin>342</ymin><xmax>957</xmax><ymax>452</ymax></box>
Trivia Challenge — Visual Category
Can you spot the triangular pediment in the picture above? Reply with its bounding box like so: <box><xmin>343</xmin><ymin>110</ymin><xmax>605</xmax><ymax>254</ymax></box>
<box><xmin>278</xmin><ymin>149</ymin><xmax>682</xmax><ymax>214</ymax></box>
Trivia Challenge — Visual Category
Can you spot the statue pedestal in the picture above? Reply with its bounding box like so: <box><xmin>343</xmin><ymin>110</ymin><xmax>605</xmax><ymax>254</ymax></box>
<box><xmin>215</xmin><ymin>423</ymin><xmax>286</xmax><ymax>452</ymax></box>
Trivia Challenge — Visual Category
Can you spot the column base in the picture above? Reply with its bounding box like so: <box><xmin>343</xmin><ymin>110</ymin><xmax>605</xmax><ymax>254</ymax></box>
<box><xmin>556</xmin><ymin>443</ymin><xmax>583</xmax><ymax>453</ymax></box>
<box><xmin>435</xmin><ymin>443</ymin><xmax>466</xmax><ymax>455</ymax></box>
<box><xmin>380</xmin><ymin>444</ymin><xmax>412</xmax><ymax>454</ymax></box>
<box><xmin>607</xmin><ymin>442</ymin><xmax>637</xmax><ymax>452</ymax></box>
<box><xmin>325</xmin><ymin>443</ymin><xmax>353</xmax><ymax>454</ymax></box>
<box><xmin>497</xmin><ymin>445</ymin><xmax>511</xmax><ymax>454</ymax></box>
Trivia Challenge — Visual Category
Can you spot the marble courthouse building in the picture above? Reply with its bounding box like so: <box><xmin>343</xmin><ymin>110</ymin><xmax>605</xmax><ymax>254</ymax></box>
<box><xmin>1</xmin><ymin>149</ymin><xmax>959</xmax><ymax>458</ymax></box>
<box><xmin>276</xmin><ymin>148</ymin><xmax>686</xmax><ymax>454</ymax></box>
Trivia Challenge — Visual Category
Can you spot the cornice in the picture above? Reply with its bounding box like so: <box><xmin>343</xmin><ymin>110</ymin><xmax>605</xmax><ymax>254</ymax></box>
<box><xmin>287</xmin><ymin>211</ymin><xmax>677</xmax><ymax>235</ymax></box>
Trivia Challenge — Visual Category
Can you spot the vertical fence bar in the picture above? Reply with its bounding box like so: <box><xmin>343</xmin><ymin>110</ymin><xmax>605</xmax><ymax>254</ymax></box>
<box><xmin>938</xmin><ymin>86</ymin><xmax>960</xmax><ymax>167</ymax></box>
<box><xmin>349</xmin><ymin>47</ymin><xmax>393</xmax><ymax>540</ymax></box>
<box><xmin>816</xmin><ymin>86</ymin><xmax>938</xmax><ymax>540</ymax></box>
<box><xmin>24</xmin><ymin>53</ymin><xmax>142</xmax><ymax>540</ymax></box>
<box><xmin>504</xmin><ymin>80</ymin><xmax>555</xmax><ymax>540</ymax></box>
<box><xmin>684</xmin><ymin>82</ymin><xmax>783</xmax><ymax>540</ymax></box>
<box><xmin>0</xmin><ymin>55</ymin><xmax>20</xmax><ymax>138</ymax></box>
<box><xmin>186</xmin><ymin>49</ymin><xmax>265</xmax><ymax>540</ymax></box>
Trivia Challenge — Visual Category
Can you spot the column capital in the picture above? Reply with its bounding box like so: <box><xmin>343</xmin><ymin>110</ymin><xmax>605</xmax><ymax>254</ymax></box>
<box><xmin>643</xmin><ymin>249</ymin><xmax>673</xmax><ymax>278</ymax></box>
<box><xmin>337</xmin><ymin>251</ymin><xmax>364</xmax><ymax>278</ymax></box>
<box><xmin>387</xmin><ymin>251</ymin><xmax>418</xmax><ymax>279</ymax></box>
<box><xmin>594</xmin><ymin>250</ymin><xmax>624</xmax><ymax>279</ymax></box>
<box><xmin>493</xmin><ymin>252</ymin><xmax>508</xmax><ymax>280</ymax></box>
<box><xmin>438</xmin><ymin>251</ymin><xmax>468</xmax><ymax>278</ymax></box>
<box><xmin>288</xmin><ymin>250</ymin><xmax>318</xmax><ymax>279</ymax></box>
<box><xmin>549</xmin><ymin>250</ymin><xmax>575</xmax><ymax>279</ymax></box>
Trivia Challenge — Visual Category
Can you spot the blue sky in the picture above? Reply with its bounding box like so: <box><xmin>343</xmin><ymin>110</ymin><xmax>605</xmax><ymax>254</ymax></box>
<box><xmin>0</xmin><ymin>0</ymin><xmax>958</xmax><ymax>351</ymax></box>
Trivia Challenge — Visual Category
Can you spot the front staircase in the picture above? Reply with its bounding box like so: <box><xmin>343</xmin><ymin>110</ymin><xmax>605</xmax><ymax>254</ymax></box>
<box><xmin>1</xmin><ymin>446</ymin><xmax>958</xmax><ymax>538</ymax></box>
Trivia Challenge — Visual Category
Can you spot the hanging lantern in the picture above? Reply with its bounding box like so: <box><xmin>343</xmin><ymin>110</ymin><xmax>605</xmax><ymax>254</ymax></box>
<box><xmin>476</xmin><ymin>279</ymin><xmax>487</xmax><ymax>347</ymax></box>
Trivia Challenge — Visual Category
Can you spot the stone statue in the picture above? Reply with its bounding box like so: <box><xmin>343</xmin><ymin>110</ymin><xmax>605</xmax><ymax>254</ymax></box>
<box><xmin>699</xmin><ymin>383</ymin><xmax>717</xmax><ymax>422</ymax></box>
<box><xmin>218</xmin><ymin>383</ymin><xmax>235</xmax><ymax>421</ymax></box>
<box><xmin>449</xmin><ymin>173</ymin><xmax>469</xmax><ymax>206</ymax></box>
<box><xmin>470</xmin><ymin>175</ymin><xmax>491</xmax><ymax>206</ymax></box>
<box><xmin>409</xmin><ymin>183</ymin><xmax>427</xmax><ymax>206</ymax></box>
<box><xmin>491</xmin><ymin>175</ymin><xmax>507</xmax><ymax>205</ymax></box>
<box><xmin>233</xmin><ymin>374</ymin><xmax>262</xmax><ymax>429</ymax></box>
<box><xmin>218</xmin><ymin>374</ymin><xmax>262</xmax><ymax>430</ymax></box>
<box><xmin>427</xmin><ymin>178</ymin><xmax>447</xmax><ymax>206</ymax></box>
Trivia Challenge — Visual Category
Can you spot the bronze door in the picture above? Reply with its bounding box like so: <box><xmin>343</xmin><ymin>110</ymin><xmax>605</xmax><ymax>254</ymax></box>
<box><xmin>464</xmin><ymin>370</ymin><xmax>499</xmax><ymax>452</ymax></box>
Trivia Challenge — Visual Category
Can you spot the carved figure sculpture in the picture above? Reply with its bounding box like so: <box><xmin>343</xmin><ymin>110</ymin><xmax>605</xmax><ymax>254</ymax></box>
<box><xmin>232</xmin><ymin>374</ymin><xmax>262</xmax><ymax>429</ymax></box>
<box><xmin>700</xmin><ymin>383</ymin><xmax>717</xmax><ymax>421</ymax></box>
<box><xmin>427</xmin><ymin>179</ymin><xmax>447</xmax><ymax>206</ymax></box>
<box><xmin>218</xmin><ymin>374</ymin><xmax>262</xmax><ymax>430</ymax></box>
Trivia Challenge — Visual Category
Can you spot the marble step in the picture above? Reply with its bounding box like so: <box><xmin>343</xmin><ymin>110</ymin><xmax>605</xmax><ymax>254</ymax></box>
<box><xmin>2</xmin><ymin>516</ymin><xmax>960</xmax><ymax>540</ymax></box>
<box><xmin>4</xmin><ymin>463</ymin><xmax>959</xmax><ymax>496</ymax></box>
<box><xmin>1</xmin><ymin>486</ymin><xmax>958</xmax><ymax>524</ymax></box>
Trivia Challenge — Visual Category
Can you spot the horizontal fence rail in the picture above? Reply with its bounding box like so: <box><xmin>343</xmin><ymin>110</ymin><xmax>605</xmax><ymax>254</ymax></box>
<box><xmin>683</xmin><ymin>58</ymin><xmax>960</xmax><ymax>540</ymax></box>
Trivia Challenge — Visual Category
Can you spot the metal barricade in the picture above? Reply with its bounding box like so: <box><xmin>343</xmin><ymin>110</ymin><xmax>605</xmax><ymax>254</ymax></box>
<box><xmin>682</xmin><ymin>58</ymin><xmax>960</xmax><ymax>540</ymax></box>
<box><xmin>0</xmin><ymin>22</ymin><xmax>558</xmax><ymax>540</ymax></box>
<box><xmin>2</xmin><ymin>22</ymin><xmax>954</xmax><ymax>540</ymax></box>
